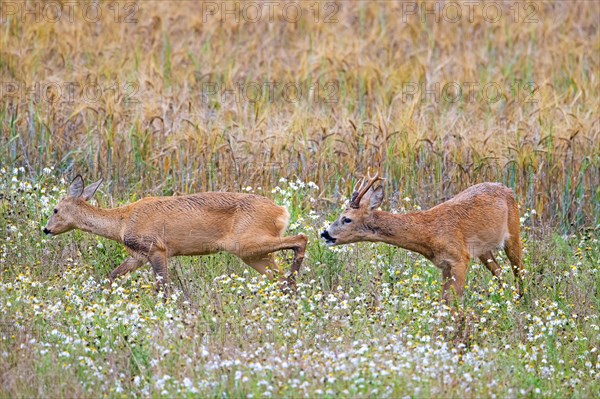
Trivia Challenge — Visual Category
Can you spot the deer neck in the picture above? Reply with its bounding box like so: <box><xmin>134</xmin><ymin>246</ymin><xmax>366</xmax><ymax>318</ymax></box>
<box><xmin>75</xmin><ymin>203</ymin><xmax>127</xmax><ymax>243</ymax></box>
<box><xmin>366</xmin><ymin>211</ymin><xmax>434</xmax><ymax>259</ymax></box>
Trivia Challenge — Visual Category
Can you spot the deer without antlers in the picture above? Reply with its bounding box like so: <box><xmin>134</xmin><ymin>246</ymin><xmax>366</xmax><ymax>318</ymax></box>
<box><xmin>43</xmin><ymin>176</ymin><xmax>308</xmax><ymax>295</ymax></box>
<box><xmin>321</xmin><ymin>173</ymin><xmax>524</xmax><ymax>302</ymax></box>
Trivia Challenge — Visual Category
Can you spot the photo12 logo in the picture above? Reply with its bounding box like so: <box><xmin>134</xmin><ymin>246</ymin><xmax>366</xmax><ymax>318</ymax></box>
<box><xmin>0</xmin><ymin>321</ymin><xmax>41</xmax><ymax>342</ymax></box>
<box><xmin>1</xmin><ymin>81</ymin><xmax>140</xmax><ymax>104</ymax></box>
<box><xmin>399</xmin><ymin>1</ymin><xmax>539</xmax><ymax>24</ymax></box>
<box><xmin>0</xmin><ymin>1</ymin><xmax>139</xmax><ymax>23</ymax></box>
<box><xmin>200</xmin><ymin>81</ymin><xmax>339</xmax><ymax>105</ymax></box>
<box><xmin>210</xmin><ymin>161</ymin><xmax>304</xmax><ymax>178</ymax></box>
<box><xmin>201</xmin><ymin>1</ymin><xmax>340</xmax><ymax>23</ymax></box>
<box><xmin>401</xmin><ymin>80</ymin><xmax>538</xmax><ymax>104</ymax></box>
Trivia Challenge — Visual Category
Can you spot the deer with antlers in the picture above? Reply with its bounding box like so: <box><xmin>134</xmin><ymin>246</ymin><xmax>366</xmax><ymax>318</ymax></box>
<box><xmin>43</xmin><ymin>176</ymin><xmax>308</xmax><ymax>296</ymax></box>
<box><xmin>321</xmin><ymin>172</ymin><xmax>524</xmax><ymax>302</ymax></box>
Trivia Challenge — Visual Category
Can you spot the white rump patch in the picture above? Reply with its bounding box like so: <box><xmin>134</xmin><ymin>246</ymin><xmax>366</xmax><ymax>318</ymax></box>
<box><xmin>467</xmin><ymin>230</ymin><xmax>511</xmax><ymax>258</ymax></box>
<box><xmin>277</xmin><ymin>206</ymin><xmax>290</xmax><ymax>233</ymax></box>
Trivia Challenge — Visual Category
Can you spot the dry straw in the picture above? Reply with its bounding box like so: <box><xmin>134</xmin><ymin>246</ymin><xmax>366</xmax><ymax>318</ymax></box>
<box><xmin>1</xmin><ymin>1</ymin><xmax>598</xmax><ymax>229</ymax></box>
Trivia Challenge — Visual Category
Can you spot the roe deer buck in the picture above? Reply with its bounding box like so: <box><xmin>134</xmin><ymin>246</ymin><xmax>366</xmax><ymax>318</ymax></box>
<box><xmin>43</xmin><ymin>176</ymin><xmax>308</xmax><ymax>295</ymax></box>
<box><xmin>321</xmin><ymin>173</ymin><xmax>524</xmax><ymax>302</ymax></box>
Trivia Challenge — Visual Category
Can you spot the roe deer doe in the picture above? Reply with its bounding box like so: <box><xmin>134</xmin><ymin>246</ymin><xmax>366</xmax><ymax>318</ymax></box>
<box><xmin>321</xmin><ymin>173</ymin><xmax>524</xmax><ymax>302</ymax></box>
<box><xmin>43</xmin><ymin>176</ymin><xmax>308</xmax><ymax>295</ymax></box>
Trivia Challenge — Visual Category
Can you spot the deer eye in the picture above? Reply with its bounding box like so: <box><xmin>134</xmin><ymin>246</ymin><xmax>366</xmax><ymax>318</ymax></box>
<box><xmin>342</xmin><ymin>217</ymin><xmax>352</xmax><ymax>224</ymax></box>
<box><xmin>53</xmin><ymin>208</ymin><xmax>58</xmax><ymax>214</ymax></box>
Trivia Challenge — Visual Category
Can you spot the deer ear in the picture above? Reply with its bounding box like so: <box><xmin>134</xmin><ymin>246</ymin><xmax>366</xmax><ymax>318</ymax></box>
<box><xmin>82</xmin><ymin>178</ymin><xmax>103</xmax><ymax>201</ymax></box>
<box><xmin>369</xmin><ymin>185</ymin><xmax>384</xmax><ymax>210</ymax></box>
<box><xmin>69</xmin><ymin>175</ymin><xmax>85</xmax><ymax>198</ymax></box>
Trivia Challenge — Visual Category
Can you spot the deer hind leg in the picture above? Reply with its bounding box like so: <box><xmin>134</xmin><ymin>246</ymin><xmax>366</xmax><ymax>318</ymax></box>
<box><xmin>288</xmin><ymin>234</ymin><xmax>308</xmax><ymax>277</ymax></box>
<box><xmin>504</xmin><ymin>199</ymin><xmax>525</xmax><ymax>298</ymax></box>
<box><xmin>109</xmin><ymin>257</ymin><xmax>145</xmax><ymax>283</ymax></box>
<box><xmin>240</xmin><ymin>233</ymin><xmax>308</xmax><ymax>279</ymax></box>
<box><xmin>241</xmin><ymin>253</ymin><xmax>295</xmax><ymax>290</ymax></box>
<box><xmin>504</xmin><ymin>234</ymin><xmax>525</xmax><ymax>298</ymax></box>
<box><xmin>241</xmin><ymin>253</ymin><xmax>279</xmax><ymax>279</ymax></box>
<box><xmin>479</xmin><ymin>251</ymin><xmax>502</xmax><ymax>278</ymax></box>
<box><xmin>148</xmin><ymin>249</ymin><xmax>170</xmax><ymax>297</ymax></box>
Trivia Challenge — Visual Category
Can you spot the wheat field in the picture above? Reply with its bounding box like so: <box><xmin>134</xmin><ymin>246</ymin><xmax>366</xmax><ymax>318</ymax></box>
<box><xmin>1</xmin><ymin>1</ymin><xmax>599</xmax><ymax>398</ymax></box>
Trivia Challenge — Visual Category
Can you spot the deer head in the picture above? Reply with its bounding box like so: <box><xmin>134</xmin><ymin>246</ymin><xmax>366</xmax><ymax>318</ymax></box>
<box><xmin>43</xmin><ymin>175</ymin><xmax>103</xmax><ymax>236</ymax></box>
<box><xmin>321</xmin><ymin>172</ymin><xmax>384</xmax><ymax>246</ymax></box>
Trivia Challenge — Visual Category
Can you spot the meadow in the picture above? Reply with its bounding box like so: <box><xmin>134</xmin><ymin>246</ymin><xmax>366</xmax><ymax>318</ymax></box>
<box><xmin>1</xmin><ymin>1</ymin><xmax>599</xmax><ymax>397</ymax></box>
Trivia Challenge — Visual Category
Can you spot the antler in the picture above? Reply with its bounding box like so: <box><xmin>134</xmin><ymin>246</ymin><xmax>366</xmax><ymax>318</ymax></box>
<box><xmin>349</xmin><ymin>171</ymin><xmax>382</xmax><ymax>208</ymax></box>
<box><xmin>350</xmin><ymin>177</ymin><xmax>365</xmax><ymax>203</ymax></box>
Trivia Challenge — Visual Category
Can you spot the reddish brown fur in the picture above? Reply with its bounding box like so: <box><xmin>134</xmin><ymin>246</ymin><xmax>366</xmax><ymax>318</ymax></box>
<box><xmin>44</xmin><ymin>176</ymin><xmax>307</xmax><ymax>295</ymax></box>
<box><xmin>322</xmin><ymin>179</ymin><xmax>524</xmax><ymax>302</ymax></box>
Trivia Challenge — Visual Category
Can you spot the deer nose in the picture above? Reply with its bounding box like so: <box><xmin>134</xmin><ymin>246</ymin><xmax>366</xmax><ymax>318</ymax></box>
<box><xmin>43</xmin><ymin>227</ymin><xmax>50</xmax><ymax>235</ymax></box>
<box><xmin>321</xmin><ymin>230</ymin><xmax>332</xmax><ymax>240</ymax></box>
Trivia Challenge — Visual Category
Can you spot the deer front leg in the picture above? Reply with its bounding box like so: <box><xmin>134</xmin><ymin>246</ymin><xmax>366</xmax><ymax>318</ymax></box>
<box><xmin>442</xmin><ymin>267</ymin><xmax>453</xmax><ymax>303</ymax></box>
<box><xmin>109</xmin><ymin>257</ymin><xmax>144</xmax><ymax>284</ymax></box>
<box><xmin>479</xmin><ymin>251</ymin><xmax>502</xmax><ymax>278</ymax></box>
<box><xmin>148</xmin><ymin>249</ymin><xmax>170</xmax><ymax>297</ymax></box>
<box><xmin>441</xmin><ymin>259</ymin><xmax>468</xmax><ymax>304</ymax></box>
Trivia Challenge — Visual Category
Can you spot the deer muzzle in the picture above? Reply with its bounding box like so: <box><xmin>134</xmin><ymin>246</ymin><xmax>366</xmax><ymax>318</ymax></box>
<box><xmin>320</xmin><ymin>230</ymin><xmax>337</xmax><ymax>246</ymax></box>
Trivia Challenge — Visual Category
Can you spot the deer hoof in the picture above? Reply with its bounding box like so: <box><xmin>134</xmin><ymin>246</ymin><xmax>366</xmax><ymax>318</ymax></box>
<box><xmin>279</xmin><ymin>277</ymin><xmax>297</xmax><ymax>294</ymax></box>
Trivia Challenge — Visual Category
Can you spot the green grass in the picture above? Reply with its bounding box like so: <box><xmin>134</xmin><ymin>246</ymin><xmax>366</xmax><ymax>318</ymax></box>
<box><xmin>0</xmin><ymin>170</ymin><xmax>598</xmax><ymax>398</ymax></box>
